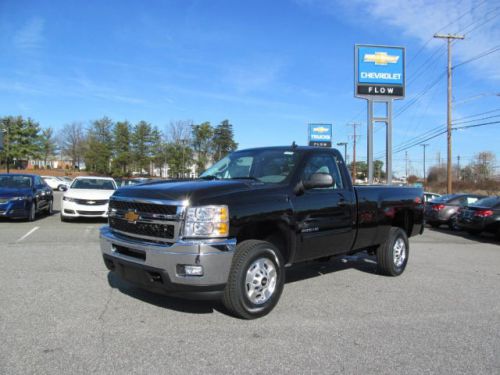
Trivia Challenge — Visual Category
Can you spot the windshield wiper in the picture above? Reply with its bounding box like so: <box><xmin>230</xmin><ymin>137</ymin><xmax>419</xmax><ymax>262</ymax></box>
<box><xmin>199</xmin><ymin>175</ymin><xmax>220</xmax><ymax>180</ymax></box>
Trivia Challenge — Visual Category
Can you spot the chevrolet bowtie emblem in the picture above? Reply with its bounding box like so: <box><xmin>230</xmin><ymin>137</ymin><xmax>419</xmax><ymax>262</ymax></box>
<box><xmin>124</xmin><ymin>210</ymin><xmax>140</xmax><ymax>223</ymax></box>
<box><xmin>314</xmin><ymin>126</ymin><xmax>329</xmax><ymax>133</ymax></box>
<box><xmin>364</xmin><ymin>52</ymin><xmax>399</xmax><ymax>65</ymax></box>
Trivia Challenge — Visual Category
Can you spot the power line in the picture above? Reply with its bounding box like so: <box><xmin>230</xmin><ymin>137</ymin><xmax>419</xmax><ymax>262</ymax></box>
<box><xmin>453</xmin><ymin>45</ymin><xmax>500</xmax><ymax>69</ymax></box>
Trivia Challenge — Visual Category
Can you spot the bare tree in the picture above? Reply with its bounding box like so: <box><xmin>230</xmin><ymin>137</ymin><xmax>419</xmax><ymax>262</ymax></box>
<box><xmin>58</xmin><ymin>122</ymin><xmax>86</xmax><ymax>169</ymax></box>
<box><xmin>166</xmin><ymin>120</ymin><xmax>192</xmax><ymax>144</ymax></box>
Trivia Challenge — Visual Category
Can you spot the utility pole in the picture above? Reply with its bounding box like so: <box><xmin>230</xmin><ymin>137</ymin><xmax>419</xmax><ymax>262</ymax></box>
<box><xmin>421</xmin><ymin>144</ymin><xmax>429</xmax><ymax>188</ymax></box>
<box><xmin>434</xmin><ymin>33</ymin><xmax>464</xmax><ymax>194</ymax></box>
<box><xmin>405</xmin><ymin>151</ymin><xmax>409</xmax><ymax>180</ymax></box>
<box><xmin>336</xmin><ymin>142</ymin><xmax>348</xmax><ymax>163</ymax></box>
<box><xmin>457</xmin><ymin>155</ymin><xmax>461</xmax><ymax>180</ymax></box>
<box><xmin>347</xmin><ymin>123</ymin><xmax>361</xmax><ymax>182</ymax></box>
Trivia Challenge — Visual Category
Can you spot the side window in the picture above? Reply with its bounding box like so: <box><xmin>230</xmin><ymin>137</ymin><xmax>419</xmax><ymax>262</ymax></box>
<box><xmin>34</xmin><ymin>176</ymin><xmax>43</xmax><ymax>187</ymax></box>
<box><xmin>301</xmin><ymin>154</ymin><xmax>344</xmax><ymax>190</ymax></box>
<box><xmin>466</xmin><ymin>197</ymin><xmax>479</xmax><ymax>205</ymax></box>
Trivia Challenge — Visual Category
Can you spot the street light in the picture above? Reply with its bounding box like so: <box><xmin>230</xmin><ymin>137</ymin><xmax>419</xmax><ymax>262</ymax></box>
<box><xmin>337</xmin><ymin>142</ymin><xmax>348</xmax><ymax>163</ymax></box>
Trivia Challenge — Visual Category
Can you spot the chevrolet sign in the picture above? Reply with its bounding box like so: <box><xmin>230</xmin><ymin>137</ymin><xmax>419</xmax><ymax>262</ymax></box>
<box><xmin>308</xmin><ymin>124</ymin><xmax>332</xmax><ymax>148</ymax></box>
<box><xmin>355</xmin><ymin>45</ymin><xmax>405</xmax><ymax>98</ymax></box>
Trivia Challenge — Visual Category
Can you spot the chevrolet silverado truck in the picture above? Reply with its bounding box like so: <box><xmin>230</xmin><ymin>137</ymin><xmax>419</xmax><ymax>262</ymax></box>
<box><xmin>100</xmin><ymin>146</ymin><xmax>424</xmax><ymax>319</ymax></box>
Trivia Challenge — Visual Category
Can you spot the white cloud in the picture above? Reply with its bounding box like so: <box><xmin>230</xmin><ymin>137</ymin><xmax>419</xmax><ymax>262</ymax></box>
<box><xmin>13</xmin><ymin>17</ymin><xmax>45</xmax><ymax>51</ymax></box>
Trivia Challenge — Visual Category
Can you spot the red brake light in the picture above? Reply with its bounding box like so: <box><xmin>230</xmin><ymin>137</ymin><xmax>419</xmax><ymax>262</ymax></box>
<box><xmin>432</xmin><ymin>204</ymin><xmax>445</xmax><ymax>211</ymax></box>
<box><xmin>474</xmin><ymin>210</ymin><xmax>493</xmax><ymax>217</ymax></box>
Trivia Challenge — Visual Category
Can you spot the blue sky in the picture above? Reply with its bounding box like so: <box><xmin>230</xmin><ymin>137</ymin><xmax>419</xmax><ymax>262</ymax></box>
<box><xmin>0</xmin><ymin>0</ymin><xmax>499</xmax><ymax>177</ymax></box>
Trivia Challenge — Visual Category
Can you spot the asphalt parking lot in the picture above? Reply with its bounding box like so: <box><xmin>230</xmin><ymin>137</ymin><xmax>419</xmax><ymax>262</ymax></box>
<box><xmin>1</xmin><ymin>191</ymin><xmax>499</xmax><ymax>374</ymax></box>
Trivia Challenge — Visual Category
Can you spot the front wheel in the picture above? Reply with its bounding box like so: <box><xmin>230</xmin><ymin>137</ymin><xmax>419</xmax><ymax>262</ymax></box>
<box><xmin>223</xmin><ymin>240</ymin><xmax>285</xmax><ymax>319</ymax></box>
<box><xmin>27</xmin><ymin>202</ymin><xmax>36</xmax><ymax>222</ymax></box>
<box><xmin>377</xmin><ymin>227</ymin><xmax>409</xmax><ymax>276</ymax></box>
<box><xmin>47</xmin><ymin>200</ymin><xmax>53</xmax><ymax>216</ymax></box>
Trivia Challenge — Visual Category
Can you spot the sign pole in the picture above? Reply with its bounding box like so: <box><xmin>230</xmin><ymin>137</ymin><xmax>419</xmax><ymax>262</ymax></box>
<box><xmin>367</xmin><ymin>100</ymin><xmax>374</xmax><ymax>184</ymax></box>
<box><xmin>386</xmin><ymin>100</ymin><xmax>393</xmax><ymax>184</ymax></box>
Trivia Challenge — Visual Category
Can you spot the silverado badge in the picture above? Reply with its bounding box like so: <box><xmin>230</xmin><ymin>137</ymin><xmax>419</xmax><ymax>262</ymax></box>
<box><xmin>124</xmin><ymin>210</ymin><xmax>140</xmax><ymax>224</ymax></box>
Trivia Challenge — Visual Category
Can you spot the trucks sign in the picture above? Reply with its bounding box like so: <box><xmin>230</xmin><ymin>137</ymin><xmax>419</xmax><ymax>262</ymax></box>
<box><xmin>355</xmin><ymin>45</ymin><xmax>405</xmax><ymax>98</ymax></box>
<box><xmin>308</xmin><ymin>123</ymin><xmax>332</xmax><ymax>148</ymax></box>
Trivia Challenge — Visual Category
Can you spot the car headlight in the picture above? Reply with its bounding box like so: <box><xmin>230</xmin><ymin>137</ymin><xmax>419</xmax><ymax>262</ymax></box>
<box><xmin>63</xmin><ymin>197</ymin><xmax>76</xmax><ymax>202</ymax></box>
<box><xmin>10</xmin><ymin>196</ymin><xmax>28</xmax><ymax>201</ymax></box>
<box><xmin>183</xmin><ymin>205</ymin><xmax>229</xmax><ymax>238</ymax></box>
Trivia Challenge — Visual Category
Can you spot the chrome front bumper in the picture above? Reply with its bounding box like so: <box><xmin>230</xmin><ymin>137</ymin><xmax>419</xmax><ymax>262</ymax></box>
<box><xmin>100</xmin><ymin>226</ymin><xmax>236</xmax><ymax>291</ymax></box>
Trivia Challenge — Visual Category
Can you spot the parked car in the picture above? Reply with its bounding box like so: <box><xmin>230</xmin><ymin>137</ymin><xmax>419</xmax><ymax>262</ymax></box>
<box><xmin>42</xmin><ymin>175</ymin><xmax>70</xmax><ymax>191</ymax></box>
<box><xmin>457</xmin><ymin>196</ymin><xmax>500</xmax><ymax>239</ymax></box>
<box><xmin>61</xmin><ymin>176</ymin><xmax>117</xmax><ymax>221</ymax></box>
<box><xmin>423</xmin><ymin>192</ymin><xmax>441</xmax><ymax>205</ymax></box>
<box><xmin>100</xmin><ymin>145</ymin><xmax>424</xmax><ymax>319</ymax></box>
<box><xmin>115</xmin><ymin>178</ymin><xmax>152</xmax><ymax>188</ymax></box>
<box><xmin>425</xmin><ymin>193</ymin><xmax>486</xmax><ymax>229</ymax></box>
<box><xmin>0</xmin><ymin>174</ymin><xmax>53</xmax><ymax>221</ymax></box>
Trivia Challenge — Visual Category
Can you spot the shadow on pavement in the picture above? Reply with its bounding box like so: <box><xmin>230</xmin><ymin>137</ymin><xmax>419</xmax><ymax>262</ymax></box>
<box><xmin>426</xmin><ymin>225</ymin><xmax>499</xmax><ymax>245</ymax></box>
<box><xmin>106</xmin><ymin>252</ymin><xmax>379</xmax><ymax>316</ymax></box>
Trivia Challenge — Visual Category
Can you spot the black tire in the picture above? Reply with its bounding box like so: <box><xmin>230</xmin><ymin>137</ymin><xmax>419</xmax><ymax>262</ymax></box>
<box><xmin>222</xmin><ymin>240</ymin><xmax>285</xmax><ymax>319</ymax></box>
<box><xmin>495</xmin><ymin>226</ymin><xmax>500</xmax><ymax>241</ymax></box>
<box><xmin>448</xmin><ymin>215</ymin><xmax>458</xmax><ymax>230</ymax></box>
<box><xmin>28</xmin><ymin>202</ymin><xmax>36</xmax><ymax>222</ymax></box>
<box><xmin>377</xmin><ymin>227</ymin><xmax>409</xmax><ymax>276</ymax></box>
<box><xmin>467</xmin><ymin>229</ymin><xmax>481</xmax><ymax>236</ymax></box>
<box><xmin>47</xmin><ymin>200</ymin><xmax>53</xmax><ymax>216</ymax></box>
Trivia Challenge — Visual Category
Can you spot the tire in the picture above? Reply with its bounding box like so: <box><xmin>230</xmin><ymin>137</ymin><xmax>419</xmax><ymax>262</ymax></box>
<box><xmin>47</xmin><ymin>200</ymin><xmax>53</xmax><ymax>216</ymax></box>
<box><xmin>467</xmin><ymin>229</ymin><xmax>481</xmax><ymax>236</ymax></box>
<box><xmin>429</xmin><ymin>222</ymin><xmax>440</xmax><ymax>229</ymax></box>
<box><xmin>28</xmin><ymin>202</ymin><xmax>36</xmax><ymax>222</ymax></box>
<box><xmin>222</xmin><ymin>240</ymin><xmax>285</xmax><ymax>319</ymax></box>
<box><xmin>448</xmin><ymin>215</ymin><xmax>458</xmax><ymax>230</ymax></box>
<box><xmin>377</xmin><ymin>227</ymin><xmax>409</xmax><ymax>276</ymax></box>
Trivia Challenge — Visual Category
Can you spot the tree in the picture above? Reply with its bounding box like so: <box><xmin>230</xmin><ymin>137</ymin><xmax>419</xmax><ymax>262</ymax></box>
<box><xmin>212</xmin><ymin>120</ymin><xmax>237</xmax><ymax>160</ymax></box>
<box><xmin>472</xmin><ymin>151</ymin><xmax>496</xmax><ymax>181</ymax></box>
<box><xmin>111</xmin><ymin>121</ymin><xmax>132</xmax><ymax>177</ymax></box>
<box><xmin>84</xmin><ymin>117</ymin><xmax>113</xmax><ymax>174</ymax></box>
<box><xmin>150</xmin><ymin>126</ymin><xmax>165</xmax><ymax>176</ymax></box>
<box><xmin>131</xmin><ymin>120</ymin><xmax>153</xmax><ymax>174</ymax></box>
<box><xmin>192</xmin><ymin>122</ymin><xmax>214</xmax><ymax>174</ymax></box>
<box><xmin>165</xmin><ymin>142</ymin><xmax>193</xmax><ymax>178</ymax></box>
<box><xmin>58</xmin><ymin>122</ymin><xmax>86</xmax><ymax>169</ymax></box>
<box><xmin>348</xmin><ymin>161</ymin><xmax>367</xmax><ymax>180</ymax></box>
<box><xmin>0</xmin><ymin>116</ymin><xmax>42</xmax><ymax>170</ymax></box>
<box><xmin>40</xmin><ymin>127</ymin><xmax>57</xmax><ymax>166</ymax></box>
<box><xmin>374</xmin><ymin>160</ymin><xmax>385</xmax><ymax>181</ymax></box>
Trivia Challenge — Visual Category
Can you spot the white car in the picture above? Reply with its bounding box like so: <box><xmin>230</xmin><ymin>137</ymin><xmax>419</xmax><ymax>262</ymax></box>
<box><xmin>61</xmin><ymin>176</ymin><xmax>117</xmax><ymax>221</ymax></box>
<box><xmin>42</xmin><ymin>176</ymin><xmax>70</xmax><ymax>191</ymax></box>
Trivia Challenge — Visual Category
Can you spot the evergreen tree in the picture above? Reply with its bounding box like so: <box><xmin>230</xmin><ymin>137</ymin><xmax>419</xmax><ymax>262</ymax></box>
<box><xmin>212</xmin><ymin>119</ymin><xmax>237</xmax><ymax>160</ymax></box>
<box><xmin>0</xmin><ymin>116</ymin><xmax>42</xmax><ymax>169</ymax></box>
<box><xmin>84</xmin><ymin>117</ymin><xmax>113</xmax><ymax>174</ymax></box>
<box><xmin>111</xmin><ymin>121</ymin><xmax>132</xmax><ymax>177</ymax></box>
<box><xmin>40</xmin><ymin>127</ymin><xmax>57</xmax><ymax>166</ymax></box>
<box><xmin>131</xmin><ymin>120</ymin><xmax>153</xmax><ymax>174</ymax></box>
<box><xmin>150</xmin><ymin>126</ymin><xmax>165</xmax><ymax>176</ymax></box>
<box><xmin>192</xmin><ymin>122</ymin><xmax>214</xmax><ymax>174</ymax></box>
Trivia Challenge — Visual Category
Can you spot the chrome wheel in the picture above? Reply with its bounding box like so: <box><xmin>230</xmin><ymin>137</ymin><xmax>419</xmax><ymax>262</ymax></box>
<box><xmin>393</xmin><ymin>237</ymin><xmax>406</xmax><ymax>268</ymax></box>
<box><xmin>245</xmin><ymin>257</ymin><xmax>277</xmax><ymax>305</ymax></box>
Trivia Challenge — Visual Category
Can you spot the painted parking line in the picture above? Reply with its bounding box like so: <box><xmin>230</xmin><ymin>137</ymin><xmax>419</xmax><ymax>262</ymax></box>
<box><xmin>16</xmin><ymin>227</ymin><xmax>40</xmax><ymax>243</ymax></box>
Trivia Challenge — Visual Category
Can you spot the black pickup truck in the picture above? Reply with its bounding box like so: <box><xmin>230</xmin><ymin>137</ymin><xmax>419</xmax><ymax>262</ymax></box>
<box><xmin>100</xmin><ymin>146</ymin><xmax>424</xmax><ymax>319</ymax></box>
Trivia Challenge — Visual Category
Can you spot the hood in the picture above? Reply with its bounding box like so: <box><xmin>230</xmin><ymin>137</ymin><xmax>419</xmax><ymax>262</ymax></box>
<box><xmin>0</xmin><ymin>188</ymin><xmax>33</xmax><ymax>198</ymax></box>
<box><xmin>64</xmin><ymin>189</ymin><xmax>115</xmax><ymax>200</ymax></box>
<box><xmin>112</xmin><ymin>179</ymin><xmax>253</xmax><ymax>203</ymax></box>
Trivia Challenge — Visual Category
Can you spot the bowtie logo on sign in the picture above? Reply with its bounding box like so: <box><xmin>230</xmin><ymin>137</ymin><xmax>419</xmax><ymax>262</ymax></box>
<box><xmin>363</xmin><ymin>52</ymin><xmax>399</xmax><ymax>66</ymax></box>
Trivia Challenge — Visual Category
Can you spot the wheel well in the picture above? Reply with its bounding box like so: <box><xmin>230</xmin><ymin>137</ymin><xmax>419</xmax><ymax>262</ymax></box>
<box><xmin>393</xmin><ymin>209</ymin><xmax>413</xmax><ymax>237</ymax></box>
<box><xmin>236</xmin><ymin>222</ymin><xmax>291</xmax><ymax>264</ymax></box>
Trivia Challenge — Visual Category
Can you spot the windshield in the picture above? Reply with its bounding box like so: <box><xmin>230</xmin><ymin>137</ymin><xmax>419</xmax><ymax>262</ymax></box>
<box><xmin>200</xmin><ymin>149</ymin><xmax>301</xmax><ymax>184</ymax></box>
<box><xmin>71</xmin><ymin>179</ymin><xmax>116</xmax><ymax>190</ymax></box>
<box><xmin>0</xmin><ymin>175</ymin><xmax>33</xmax><ymax>188</ymax></box>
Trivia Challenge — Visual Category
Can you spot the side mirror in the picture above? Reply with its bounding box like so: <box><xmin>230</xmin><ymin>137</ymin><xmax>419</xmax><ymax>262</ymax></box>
<box><xmin>303</xmin><ymin>173</ymin><xmax>334</xmax><ymax>190</ymax></box>
<box><xmin>294</xmin><ymin>173</ymin><xmax>334</xmax><ymax>195</ymax></box>
<box><xmin>61</xmin><ymin>185</ymin><xmax>68</xmax><ymax>191</ymax></box>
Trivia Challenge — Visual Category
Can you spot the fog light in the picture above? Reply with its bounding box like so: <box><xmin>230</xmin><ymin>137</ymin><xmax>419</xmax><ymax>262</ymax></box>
<box><xmin>179</xmin><ymin>265</ymin><xmax>204</xmax><ymax>276</ymax></box>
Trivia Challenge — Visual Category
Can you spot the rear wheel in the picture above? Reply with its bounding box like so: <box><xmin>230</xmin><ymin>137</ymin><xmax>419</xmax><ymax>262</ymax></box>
<box><xmin>448</xmin><ymin>215</ymin><xmax>459</xmax><ymax>230</ymax></box>
<box><xmin>28</xmin><ymin>202</ymin><xmax>36</xmax><ymax>222</ymax></box>
<box><xmin>377</xmin><ymin>227</ymin><xmax>409</xmax><ymax>276</ymax></box>
<box><xmin>223</xmin><ymin>240</ymin><xmax>284</xmax><ymax>319</ymax></box>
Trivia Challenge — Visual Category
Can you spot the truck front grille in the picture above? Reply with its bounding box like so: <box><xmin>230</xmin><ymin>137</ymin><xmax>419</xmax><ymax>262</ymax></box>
<box><xmin>109</xmin><ymin>217</ymin><xmax>175</xmax><ymax>240</ymax></box>
<box><xmin>109</xmin><ymin>200</ymin><xmax>177</xmax><ymax>215</ymax></box>
<box><xmin>108</xmin><ymin>198</ymin><xmax>182</xmax><ymax>242</ymax></box>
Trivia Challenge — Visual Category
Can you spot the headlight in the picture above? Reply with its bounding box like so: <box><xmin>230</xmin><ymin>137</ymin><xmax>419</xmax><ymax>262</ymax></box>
<box><xmin>10</xmin><ymin>196</ymin><xmax>28</xmax><ymax>201</ymax></box>
<box><xmin>63</xmin><ymin>196</ymin><xmax>76</xmax><ymax>202</ymax></box>
<box><xmin>183</xmin><ymin>205</ymin><xmax>229</xmax><ymax>238</ymax></box>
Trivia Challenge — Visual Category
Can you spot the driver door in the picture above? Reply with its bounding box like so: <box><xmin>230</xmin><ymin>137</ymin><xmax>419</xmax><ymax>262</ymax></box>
<box><xmin>291</xmin><ymin>152</ymin><xmax>355</xmax><ymax>262</ymax></box>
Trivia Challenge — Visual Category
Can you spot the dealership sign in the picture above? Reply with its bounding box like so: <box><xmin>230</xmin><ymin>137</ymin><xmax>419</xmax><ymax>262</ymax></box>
<box><xmin>308</xmin><ymin>123</ymin><xmax>332</xmax><ymax>148</ymax></box>
<box><xmin>355</xmin><ymin>45</ymin><xmax>405</xmax><ymax>98</ymax></box>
